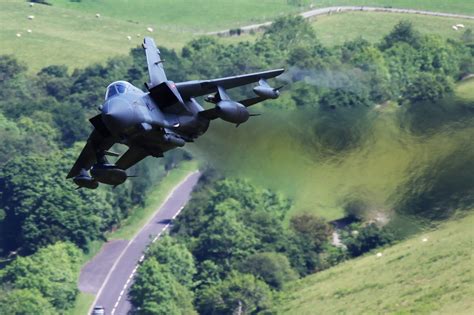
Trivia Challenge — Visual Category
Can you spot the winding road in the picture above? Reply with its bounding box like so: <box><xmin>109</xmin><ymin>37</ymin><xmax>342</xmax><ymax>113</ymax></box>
<box><xmin>207</xmin><ymin>6</ymin><xmax>473</xmax><ymax>36</ymax></box>
<box><xmin>79</xmin><ymin>171</ymin><xmax>201</xmax><ymax>315</ymax></box>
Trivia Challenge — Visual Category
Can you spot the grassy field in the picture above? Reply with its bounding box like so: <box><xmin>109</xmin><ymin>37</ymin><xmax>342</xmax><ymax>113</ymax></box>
<box><xmin>231</xmin><ymin>11</ymin><xmax>473</xmax><ymax>47</ymax></box>
<box><xmin>2</xmin><ymin>0</ymin><xmax>472</xmax><ymax>73</ymax></box>
<box><xmin>274</xmin><ymin>213</ymin><xmax>474</xmax><ymax>314</ymax></box>
<box><xmin>49</xmin><ymin>0</ymin><xmax>474</xmax><ymax>23</ymax></box>
<box><xmin>0</xmin><ymin>0</ymin><xmax>194</xmax><ymax>72</ymax></box>
<box><xmin>312</xmin><ymin>11</ymin><xmax>473</xmax><ymax>47</ymax></box>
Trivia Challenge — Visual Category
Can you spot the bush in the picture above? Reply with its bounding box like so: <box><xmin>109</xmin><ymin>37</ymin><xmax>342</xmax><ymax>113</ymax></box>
<box><xmin>196</xmin><ymin>272</ymin><xmax>273</xmax><ymax>315</ymax></box>
<box><xmin>238</xmin><ymin>252</ymin><xmax>298</xmax><ymax>289</ymax></box>
<box><xmin>342</xmin><ymin>223</ymin><xmax>395</xmax><ymax>257</ymax></box>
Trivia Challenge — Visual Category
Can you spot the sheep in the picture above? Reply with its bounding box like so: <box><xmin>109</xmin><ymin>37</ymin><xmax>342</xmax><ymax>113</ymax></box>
<box><xmin>16</xmin><ymin>33</ymin><xmax>22</xmax><ymax>37</ymax></box>
<box><xmin>96</xmin><ymin>13</ymin><xmax>101</xmax><ymax>18</ymax></box>
<box><xmin>456</xmin><ymin>24</ymin><xmax>465</xmax><ymax>28</ymax></box>
<box><xmin>27</xmin><ymin>15</ymin><xmax>35</xmax><ymax>20</ymax></box>
<box><xmin>422</xmin><ymin>237</ymin><xmax>428</xmax><ymax>242</ymax></box>
<box><xmin>452</xmin><ymin>25</ymin><xmax>458</xmax><ymax>31</ymax></box>
<box><xmin>126</xmin><ymin>35</ymin><xmax>132</xmax><ymax>40</ymax></box>
<box><xmin>376</xmin><ymin>252</ymin><xmax>383</xmax><ymax>258</ymax></box>
<box><xmin>27</xmin><ymin>29</ymin><xmax>32</xmax><ymax>33</ymax></box>
<box><xmin>147</xmin><ymin>27</ymin><xmax>154</xmax><ymax>32</ymax></box>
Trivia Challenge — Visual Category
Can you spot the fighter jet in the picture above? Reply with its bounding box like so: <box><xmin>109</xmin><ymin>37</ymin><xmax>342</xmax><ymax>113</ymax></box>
<box><xmin>67</xmin><ymin>37</ymin><xmax>284</xmax><ymax>189</ymax></box>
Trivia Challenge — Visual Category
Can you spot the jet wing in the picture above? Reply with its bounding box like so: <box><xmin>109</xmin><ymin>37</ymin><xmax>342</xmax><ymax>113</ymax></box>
<box><xmin>66</xmin><ymin>130</ymin><xmax>115</xmax><ymax>179</ymax></box>
<box><xmin>176</xmin><ymin>68</ymin><xmax>284</xmax><ymax>99</ymax></box>
<box><xmin>143</xmin><ymin>37</ymin><xmax>167</xmax><ymax>89</ymax></box>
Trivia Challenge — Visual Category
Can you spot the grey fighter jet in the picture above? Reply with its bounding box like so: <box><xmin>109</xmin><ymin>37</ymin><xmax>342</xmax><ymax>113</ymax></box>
<box><xmin>67</xmin><ymin>37</ymin><xmax>284</xmax><ymax>189</ymax></box>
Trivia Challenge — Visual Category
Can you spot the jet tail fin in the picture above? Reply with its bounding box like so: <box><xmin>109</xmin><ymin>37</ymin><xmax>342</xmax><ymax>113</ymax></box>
<box><xmin>143</xmin><ymin>37</ymin><xmax>167</xmax><ymax>89</ymax></box>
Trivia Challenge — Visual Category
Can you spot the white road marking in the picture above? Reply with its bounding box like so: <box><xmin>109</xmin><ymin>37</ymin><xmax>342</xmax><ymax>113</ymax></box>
<box><xmin>88</xmin><ymin>171</ymin><xmax>200</xmax><ymax>315</ymax></box>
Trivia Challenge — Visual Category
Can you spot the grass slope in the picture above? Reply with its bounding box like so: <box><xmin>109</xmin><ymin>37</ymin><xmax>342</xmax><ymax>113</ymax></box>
<box><xmin>233</xmin><ymin>11</ymin><xmax>473</xmax><ymax>47</ymax></box>
<box><xmin>275</xmin><ymin>213</ymin><xmax>474</xmax><ymax>314</ymax></box>
<box><xmin>49</xmin><ymin>0</ymin><xmax>474</xmax><ymax>23</ymax></box>
<box><xmin>312</xmin><ymin>12</ymin><xmax>474</xmax><ymax>47</ymax></box>
<box><xmin>2</xmin><ymin>0</ymin><xmax>472</xmax><ymax>72</ymax></box>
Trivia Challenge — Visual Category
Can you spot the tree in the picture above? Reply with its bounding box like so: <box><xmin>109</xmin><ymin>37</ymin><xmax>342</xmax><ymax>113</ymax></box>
<box><xmin>342</xmin><ymin>223</ymin><xmax>395</xmax><ymax>257</ymax></box>
<box><xmin>193</xmin><ymin>210</ymin><xmax>257</xmax><ymax>269</ymax></box>
<box><xmin>461</xmin><ymin>28</ymin><xmax>474</xmax><ymax>44</ymax></box>
<box><xmin>0</xmin><ymin>289</ymin><xmax>56</xmax><ymax>315</ymax></box>
<box><xmin>146</xmin><ymin>235</ymin><xmax>196</xmax><ymax>288</ymax></box>
<box><xmin>403</xmin><ymin>72</ymin><xmax>453</xmax><ymax>104</ymax></box>
<box><xmin>0</xmin><ymin>242</ymin><xmax>82</xmax><ymax>311</ymax></box>
<box><xmin>238</xmin><ymin>252</ymin><xmax>298</xmax><ymax>289</ymax></box>
<box><xmin>0</xmin><ymin>55</ymin><xmax>26</xmax><ymax>83</ymax></box>
<box><xmin>284</xmin><ymin>213</ymin><xmax>333</xmax><ymax>275</ymax></box>
<box><xmin>197</xmin><ymin>272</ymin><xmax>272</xmax><ymax>315</ymax></box>
<box><xmin>349</xmin><ymin>46</ymin><xmax>392</xmax><ymax>102</ymax></box>
<box><xmin>128</xmin><ymin>258</ymin><xmax>196</xmax><ymax>315</ymax></box>
<box><xmin>290</xmin><ymin>213</ymin><xmax>331</xmax><ymax>251</ymax></box>
<box><xmin>0</xmin><ymin>151</ymin><xmax>115</xmax><ymax>254</ymax></box>
<box><xmin>380</xmin><ymin>20</ymin><xmax>421</xmax><ymax>50</ymax></box>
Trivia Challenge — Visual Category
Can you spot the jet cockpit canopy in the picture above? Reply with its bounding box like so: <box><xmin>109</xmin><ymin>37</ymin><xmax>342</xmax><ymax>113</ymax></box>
<box><xmin>105</xmin><ymin>81</ymin><xmax>130</xmax><ymax>100</ymax></box>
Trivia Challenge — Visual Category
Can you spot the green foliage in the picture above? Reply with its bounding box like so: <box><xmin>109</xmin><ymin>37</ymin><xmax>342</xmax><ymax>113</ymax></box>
<box><xmin>196</xmin><ymin>272</ymin><xmax>273</xmax><ymax>315</ymax></box>
<box><xmin>290</xmin><ymin>213</ymin><xmax>332</xmax><ymax>251</ymax></box>
<box><xmin>380</xmin><ymin>20</ymin><xmax>422</xmax><ymax>50</ymax></box>
<box><xmin>461</xmin><ymin>28</ymin><xmax>474</xmax><ymax>45</ymax></box>
<box><xmin>341</xmin><ymin>223</ymin><xmax>396</xmax><ymax>257</ymax></box>
<box><xmin>128</xmin><ymin>258</ymin><xmax>196</xmax><ymax>315</ymax></box>
<box><xmin>193</xmin><ymin>209</ymin><xmax>258</xmax><ymax>269</ymax></box>
<box><xmin>172</xmin><ymin>176</ymin><xmax>292</xmax><ymax>277</ymax></box>
<box><xmin>0</xmin><ymin>242</ymin><xmax>82</xmax><ymax>311</ymax></box>
<box><xmin>145</xmin><ymin>235</ymin><xmax>196</xmax><ymax>288</ymax></box>
<box><xmin>403</xmin><ymin>72</ymin><xmax>454</xmax><ymax>104</ymax></box>
<box><xmin>238</xmin><ymin>252</ymin><xmax>297</xmax><ymax>289</ymax></box>
<box><xmin>0</xmin><ymin>55</ymin><xmax>27</xmax><ymax>82</ymax></box>
<box><xmin>0</xmin><ymin>289</ymin><xmax>56</xmax><ymax>315</ymax></box>
<box><xmin>0</xmin><ymin>151</ymin><xmax>115</xmax><ymax>254</ymax></box>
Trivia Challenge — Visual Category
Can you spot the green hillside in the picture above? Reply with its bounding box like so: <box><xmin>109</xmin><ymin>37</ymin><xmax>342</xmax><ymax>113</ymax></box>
<box><xmin>49</xmin><ymin>0</ymin><xmax>474</xmax><ymax>20</ymax></box>
<box><xmin>312</xmin><ymin>12</ymin><xmax>473</xmax><ymax>47</ymax></box>
<box><xmin>231</xmin><ymin>12</ymin><xmax>473</xmax><ymax>47</ymax></box>
<box><xmin>274</xmin><ymin>213</ymin><xmax>474</xmax><ymax>314</ymax></box>
<box><xmin>2</xmin><ymin>0</ymin><xmax>473</xmax><ymax>73</ymax></box>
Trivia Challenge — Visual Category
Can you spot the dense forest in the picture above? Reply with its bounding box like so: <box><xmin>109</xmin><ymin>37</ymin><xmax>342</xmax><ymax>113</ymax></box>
<box><xmin>0</xmin><ymin>15</ymin><xmax>472</xmax><ymax>314</ymax></box>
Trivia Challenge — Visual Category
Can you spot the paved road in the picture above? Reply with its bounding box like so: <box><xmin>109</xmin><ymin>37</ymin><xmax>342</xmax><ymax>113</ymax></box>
<box><xmin>82</xmin><ymin>171</ymin><xmax>201</xmax><ymax>315</ymax></box>
<box><xmin>207</xmin><ymin>6</ymin><xmax>473</xmax><ymax>36</ymax></box>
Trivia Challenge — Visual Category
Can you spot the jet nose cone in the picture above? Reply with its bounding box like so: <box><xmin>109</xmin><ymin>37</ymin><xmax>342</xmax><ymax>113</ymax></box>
<box><xmin>101</xmin><ymin>98</ymin><xmax>136</xmax><ymax>133</ymax></box>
